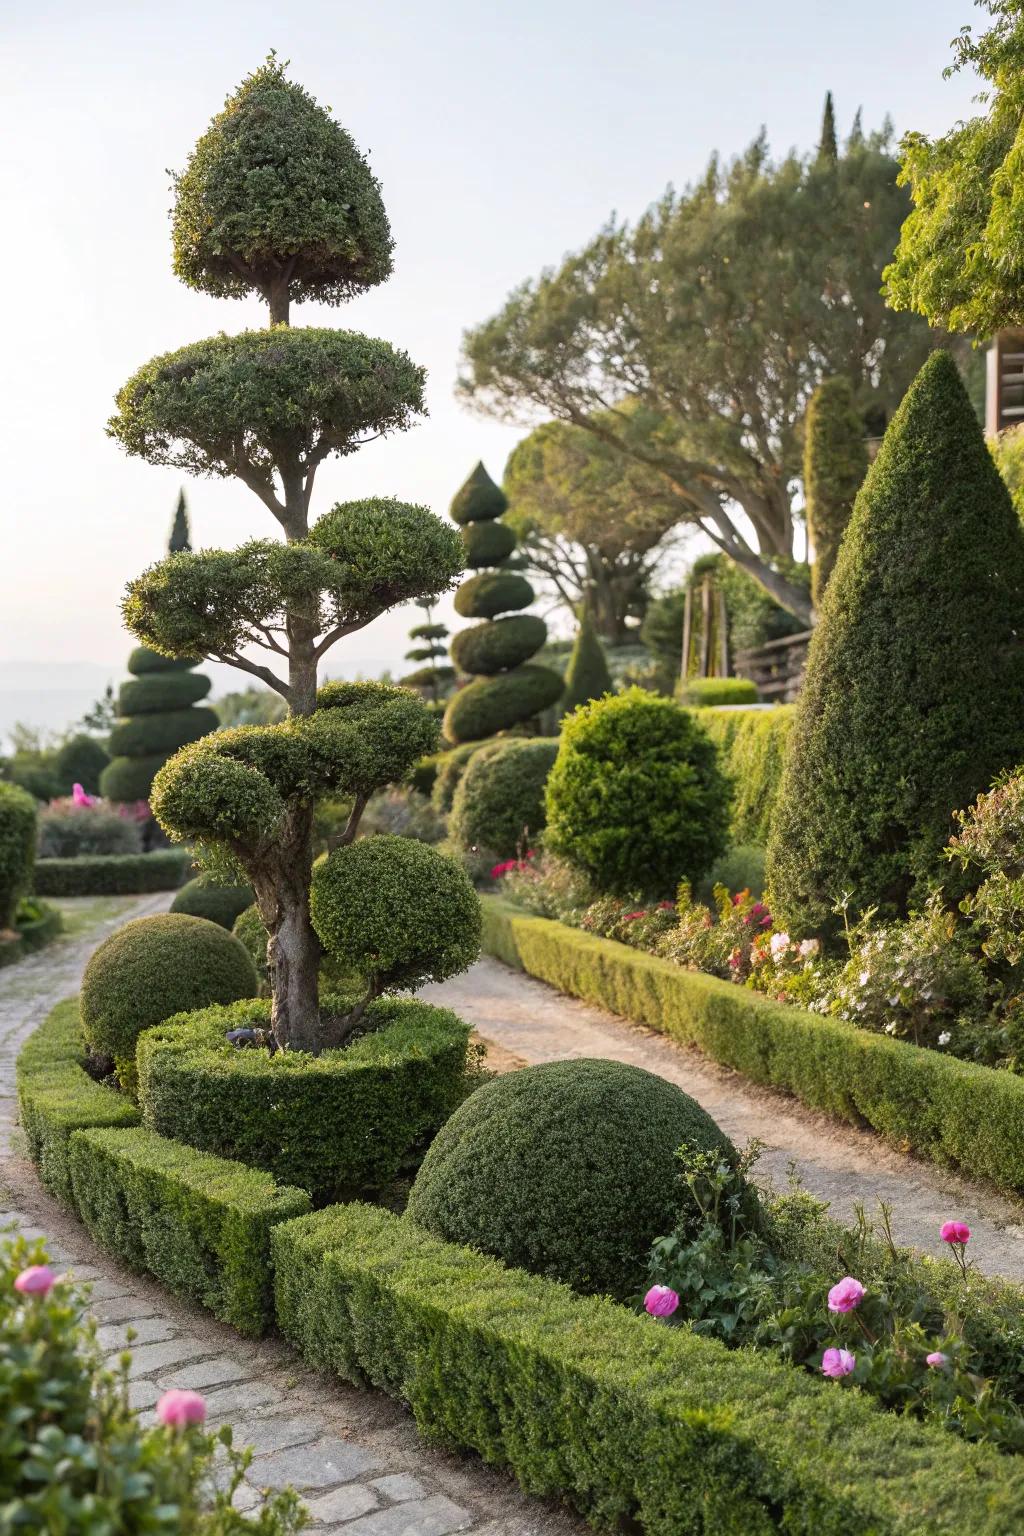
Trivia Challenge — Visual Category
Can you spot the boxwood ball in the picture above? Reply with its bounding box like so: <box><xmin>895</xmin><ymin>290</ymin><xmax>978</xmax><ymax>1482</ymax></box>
<box><xmin>406</xmin><ymin>1057</ymin><xmax>736</xmax><ymax>1298</ymax></box>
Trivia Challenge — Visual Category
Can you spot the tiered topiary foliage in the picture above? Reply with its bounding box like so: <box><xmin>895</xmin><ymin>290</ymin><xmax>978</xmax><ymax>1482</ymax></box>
<box><xmin>106</xmin><ymin>59</ymin><xmax>472</xmax><ymax>1053</ymax></box>
<box><xmin>444</xmin><ymin>463</ymin><xmax>562</xmax><ymax>744</ymax></box>
<box><xmin>400</xmin><ymin>601</ymin><xmax>453</xmax><ymax>707</ymax></box>
<box><xmin>100</xmin><ymin>647</ymin><xmax>217</xmax><ymax>804</ymax></box>
<box><xmin>803</xmin><ymin>377</ymin><xmax>868</xmax><ymax>609</ymax></box>
<box><xmin>768</xmin><ymin>352</ymin><xmax>1024</xmax><ymax>942</ymax></box>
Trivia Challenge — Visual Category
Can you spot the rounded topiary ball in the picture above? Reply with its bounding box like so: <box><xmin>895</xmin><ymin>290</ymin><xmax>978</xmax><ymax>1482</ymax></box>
<box><xmin>407</xmin><ymin>1058</ymin><xmax>735</xmax><ymax>1297</ymax></box>
<box><xmin>81</xmin><ymin>913</ymin><xmax>259</xmax><ymax>1065</ymax></box>
<box><xmin>450</xmin><ymin>737</ymin><xmax>559</xmax><ymax>859</ymax></box>
<box><xmin>545</xmin><ymin>687</ymin><xmax>731</xmax><ymax>898</ymax></box>
<box><xmin>310</xmin><ymin>834</ymin><xmax>481</xmax><ymax>991</ymax></box>
<box><xmin>171</xmin><ymin>873</ymin><xmax>256</xmax><ymax>930</ymax></box>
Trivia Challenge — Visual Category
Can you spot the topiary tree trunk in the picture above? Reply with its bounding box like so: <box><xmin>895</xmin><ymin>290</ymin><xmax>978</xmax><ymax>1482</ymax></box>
<box><xmin>445</xmin><ymin>462</ymin><xmax>562</xmax><ymax>743</ymax></box>
<box><xmin>107</xmin><ymin>59</ymin><xmax>465</xmax><ymax>1052</ymax></box>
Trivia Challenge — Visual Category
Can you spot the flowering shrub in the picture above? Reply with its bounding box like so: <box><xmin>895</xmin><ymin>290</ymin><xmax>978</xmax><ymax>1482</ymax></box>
<box><xmin>580</xmin><ymin>894</ymin><xmax>678</xmax><ymax>950</ymax></box>
<box><xmin>656</xmin><ymin>883</ymin><xmax>772</xmax><ymax>979</ymax></box>
<box><xmin>0</xmin><ymin>1233</ymin><xmax>306</xmax><ymax>1532</ymax></box>
<box><xmin>496</xmin><ymin>851</ymin><xmax>595</xmax><ymax>924</ymax></box>
<box><xmin>37</xmin><ymin>801</ymin><xmax>142</xmax><ymax>858</ymax></box>
<box><xmin>949</xmin><ymin>772</ymin><xmax>1024</xmax><ymax>967</ymax></box>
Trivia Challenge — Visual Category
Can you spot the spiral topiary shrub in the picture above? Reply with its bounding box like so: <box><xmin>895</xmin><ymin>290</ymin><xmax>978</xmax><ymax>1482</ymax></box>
<box><xmin>450</xmin><ymin>738</ymin><xmax>559</xmax><ymax>859</ymax></box>
<box><xmin>406</xmin><ymin>1057</ymin><xmax>736</xmax><ymax>1298</ymax></box>
<box><xmin>101</xmin><ymin>647</ymin><xmax>215</xmax><ymax>805</ymax></box>
<box><xmin>545</xmin><ymin>688</ymin><xmax>730</xmax><ymax>897</ymax></box>
<box><xmin>80</xmin><ymin>913</ymin><xmax>259</xmax><ymax>1072</ymax></box>
<box><xmin>0</xmin><ymin>783</ymin><xmax>37</xmax><ymax>929</ymax></box>
<box><xmin>171</xmin><ymin>873</ymin><xmax>256</xmax><ymax>929</ymax></box>
<box><xmin>444</xmin><ymin>463</ymin><xmax>561</xmax><ymax>743</ymax></box>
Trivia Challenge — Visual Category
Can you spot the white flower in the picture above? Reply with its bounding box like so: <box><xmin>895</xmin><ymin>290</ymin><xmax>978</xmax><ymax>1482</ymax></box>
<box><xmin>770</xmin><ymin>931</ymin><xmax>790</xmax><ymax>960</ymax></box>
<box><xmin>859</xmin><ymin>970</ymin><xmax>870</xmax><ymax>986</ymax></box>
<box><xmin>938</xmin><ymin>1031</ymin><xmax>951</xmax><ymax>1047</ymax></box>
<box><xmin>884</xmin><ymin>1021</ymin><xmax>897</xmax><ymax>1035</ymax></box>
<box><xmin>798</xmin><ymin>938</ymin><xmax>820</xmax><ymax>958</ymax></box>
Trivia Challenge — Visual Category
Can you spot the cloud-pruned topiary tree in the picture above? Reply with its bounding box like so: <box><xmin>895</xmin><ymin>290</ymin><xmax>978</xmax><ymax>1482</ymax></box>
<box><xmin>445</xmin><ymin>462</ymin><xmax>562</xmax><ymax>743</ymax></box>
<box><xmin>100</xmin><ymin>647</ymin><xmax>217</xmax><ymax>805</ymax></box>
<box><xmin>106</xmin><ymin>58</ymin><xmax>467</xmax><ymax>1052</ymax></box>
<box><xmin>767</xmin><ymin>352</ymin><xmax>1024</xmax><ymax>942</ymax></box>
<box><xmin>400</xmin><ymin>601</ymin><xmax>453</xmax><ymax>708</ymax></box>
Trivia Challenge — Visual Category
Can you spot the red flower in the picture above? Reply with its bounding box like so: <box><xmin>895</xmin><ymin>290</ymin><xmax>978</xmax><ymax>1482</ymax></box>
<box><xmin>623</xmin><ymin>910</ymin><xmax>647</xmax><ymax>922</ymax></box>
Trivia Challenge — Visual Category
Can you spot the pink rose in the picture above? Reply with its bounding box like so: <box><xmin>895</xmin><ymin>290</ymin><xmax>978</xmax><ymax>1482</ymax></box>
<box><xmin>13</xmin><ymin>1265</ymin><xmax>57</xmax><ymax>1297</ymax></box>
<box><xmin>827</xmin><ymin>1276</ymin><xmax>865</xmax><ymax>1313</ymax></box>
<box><xmin>926</xmin><ymin>1351</ymin><xmax>948</xmax><ymax>1368</ymax></box>
<box><xmin>940</xmin><ymin>1221</ymin><xmax>971</xmax><ymax>1245</ymax></box>
<box><xmin>644</xmin><ymin>1284</ymin><xmax>680</xmax><ymax>1318</ymax></box>
<box><xmin>156</xmin><ymin>1389</ymin><xmax>207</xmax><ymax>1428</ymax></box>
<box><xmin>821</xmin><ymin>1347</ymin><xmax>856</xmax><ymax>1378</ymax></box>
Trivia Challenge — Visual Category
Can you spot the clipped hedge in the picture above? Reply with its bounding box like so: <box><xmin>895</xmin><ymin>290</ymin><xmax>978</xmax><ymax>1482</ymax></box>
<box><xmin>682</xmin><ymin>677</ymin><xmax>758</xmax><ymax>707</ymax></box>
<box><xmin>450</xmin><ymin>615</ymin><xmax>548</xmax><ymax>676</ymax></box>
<box><xmin>483</xmin><ymin>898</ymin><xmax>1024</xmax><ymax>1196</ymax></box>
<box><xmin>16</xmin><ymin>999</ymin><xmax>140</xmax><ymax>1205</ymax></box>
<box><xmin>32</xmin><ymin>849</ymin><xmax>193</xmax><ymax>896</ymax></box>
<box><xmin>137</xmin><ymin>997</ymin><xmax>472</xmax><ymax>1200</ymax></box>
<box><xmin>69</xmin><ymin>1125</ymin><xmax>309</xmax><ymax>1336</ymax></box>
<box><xmin>0</xmin><ymin>781</ymin><xmax>37</xmax><ymax>928</ymax></box>
<box><xmin>429</xmin><ymin>741</ymin><xmax>491</xmax><ymax>812</ymax></box>
<box><xmin>273</xmin><ymin>1202</ymin><xmax>1024</xmax><ymax>1536</ymax></box>
<box><xmin>171</xmin><ymin>873</ymin><xmax>256</xmax><ymax>929</ymax></box>
<box><xmin>445</xmin><ymin>666</ymin><xmax>563</xmax><ymax>744</ymax></box>
<box><xmin>697</xmin><ymin>706</ymin><xmax>795</xmax><ymax>846</ymax></box>
<box><xmin>117</xmin><ymin>672</ymin><xmax>211</xmax><ymax>715</ymax></box>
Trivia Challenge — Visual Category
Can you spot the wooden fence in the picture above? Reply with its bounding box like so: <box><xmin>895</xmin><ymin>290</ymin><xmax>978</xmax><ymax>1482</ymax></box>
<box><xmin>733</xmin><ymin>630</ymin><xmax>813</xmax><ymax>704</ymax></box>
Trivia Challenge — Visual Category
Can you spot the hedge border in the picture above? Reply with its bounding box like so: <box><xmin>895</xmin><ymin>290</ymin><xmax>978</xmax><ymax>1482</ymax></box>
<box><xmin>273</xmin><ymin>1202</ymin><xmax>1024</xmax><ymax>1536</ymax></box>
<box><xmin>482</xmin><ymin>897</ymin><xmax>1024</xmax><ymax>1196</ymax></box>
<box><xmin>69</xmin><ymin>1126</ymin><xmax>310</xmax><ymax>1336</ymax></box>
<box><xmin>33</xmin><ymin>849</ymin><xmax>193</xmax><ymax>896</ymax></box>
<box><xmin>0</xmin><ymin>900</ymin><xmax>63</xmax><ymax>968</ymax></box>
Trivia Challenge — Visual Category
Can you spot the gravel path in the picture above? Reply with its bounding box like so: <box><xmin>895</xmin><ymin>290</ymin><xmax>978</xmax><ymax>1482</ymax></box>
<box><xmin>0</xmin><ymin>896</ymin><xmax>581</xmax><ymax>1536</ymax></box>
<box><xmin>424</xmin><ymin>957</ymin><xmax>1024</xmax><ymax>1283</ymax></box>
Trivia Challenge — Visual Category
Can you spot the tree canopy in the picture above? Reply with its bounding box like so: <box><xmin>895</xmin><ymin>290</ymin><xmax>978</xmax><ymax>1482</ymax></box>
<box><xmin>885</xmin><ymin>2</ymin><xmax>1024</xmax><ymax>332</ymax></box>
<box><xmin>462</xmin><ymin>109</ymin><xmax>954</xmax><ymax>624</ymax></box>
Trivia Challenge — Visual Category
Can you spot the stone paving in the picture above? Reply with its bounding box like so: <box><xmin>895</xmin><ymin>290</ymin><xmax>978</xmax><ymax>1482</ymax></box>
<box><xmin>0</xmin><ymin>895</ymin><xmax>582</xmax><ymax>1536</ymax></box>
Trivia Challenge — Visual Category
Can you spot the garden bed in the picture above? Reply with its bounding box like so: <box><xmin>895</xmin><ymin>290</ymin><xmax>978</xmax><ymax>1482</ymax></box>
<box><xmin>32</xmin><ymin>848</ymin><xmax>193</xmax><ymax>897</ymax></box>
<box><xmin>481</xmin><ymin>897</ymin><xmax>1024</xmax><ymax>1196</ymax></box>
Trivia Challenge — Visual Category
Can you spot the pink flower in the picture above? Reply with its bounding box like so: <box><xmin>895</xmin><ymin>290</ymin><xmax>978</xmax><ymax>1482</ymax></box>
<box><xmin>490</xmin><ymin>858</ymin><xmax>517</xmax><ymax>879</ymax></box>
<box><xmin>623</xmin><ymin>910</ymin><xmax>647</xmax><ymax>922</ymax></box>
<box><xmin>13</xmin><ymin>1265</ymin><xmax>57</xmax><ymax>1297</ymax></box>
<box><xmin>71</xmin><ymin>783</ymin><xmax>96</xmax><ymax>808</ymax></box>
<box><xmin>926</xmin><ymin>1351</ymin><xmax>948</xmax><ymax>1368</ymax></box>
<box><xmin>940</xmin><ymin>1221</ymin><xmax>971</xmax><ymax>1245</ymax></box>
<box><xmin>827</xmin><ymin>1276</ymin><xmax>865</xmax><ymax>1313</ymax></box>
<box><xmin>821</xmin><ymin>1347</ymin><xmax>856</xmax><ymax>1378</ymax></box>
<box><xmin>156</xmin><ymin>1389</ymin><xmax>207</xmax><ymax>1428</ymax></box>
<box><xmin>644</xmin><ymin>1284</ymin><xmax>680</xmax><ymax>1318</ymax></box>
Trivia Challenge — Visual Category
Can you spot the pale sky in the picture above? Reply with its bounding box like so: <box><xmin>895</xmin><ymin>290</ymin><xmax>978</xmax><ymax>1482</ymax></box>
<box><xmin>0</xmin><ymin>0</ymin><xmax>982</xmax><ymax>734</ymax></box>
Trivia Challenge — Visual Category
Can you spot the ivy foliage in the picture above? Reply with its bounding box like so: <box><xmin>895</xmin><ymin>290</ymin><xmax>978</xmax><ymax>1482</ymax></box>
<box><xmin>170</xmin><ymin>54</ymin><xmax>393</xmax><ymax>308</ymax></box>
<box><xmin>107</xmin><ymin>328</ymin><xmax>426</xmax><ymax>481</ymax></box>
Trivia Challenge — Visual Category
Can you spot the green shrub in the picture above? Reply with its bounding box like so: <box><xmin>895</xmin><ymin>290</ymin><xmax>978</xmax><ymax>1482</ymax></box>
<box><xmin>804</xmin><ymin>376</ymin><xmax>869</xmax><ymax>609</ymax></box>
<box><xmin>449</xmin><ymin>459</ymin><xmax>508</xmax><ymax>524</ymax></box>
<box><xmin>682</xmin><ymin>677</ymin><xmax>758</xmax><ymax>707</ymax></box>
<box><xmin>171</xmin><ymin>873</ymin><xmax>256</xmax><ymax>929</ymax></box>
<box><xmin>6</xmin><ymin>753</ymin><xmax>61</xmax><ymax>802</ymax></box>
<box><xmin>768</xmin><ymin>353</ymin><xmax>1024</xmax><ymax>941</ymax></box>
<box><xmin>310</xmin><ymin>835</ymin><xmax>481</xmax><ymax>991</ymax></box>
<box><xmin>697</xmin><ymin>706</ymin><xmax>795</xmax><ymax>846</ymax></box>
<box><xmin>0</xmin><ymin>782</ymin><xmax>37</xmax><ymax>928</ymax></box>
<box><xmin>117</xmin><ymin>672</ymin><xmax>212</xmax><ymax>714</ymax></box>
<box><xmin>53</xmin><ymin>733</ymin><xmax>109</xmax><ymax>796</ymax></box>
<box><xmin>561</xmin><ymin>606</ymin><xmax>613</xmax><ymax>714</ymax></box>
<box><xmin>407</xmin><ymin>1057</ymin><xmax>734</xmax><ymax>1298</ymax></box>
<box><xmin>137</xmin><ymin>996</ymin><xmax>471</xmax><ymax>1200</ymax></box>
<box><xmin>444</xmin><ymin>666</ymin><xmax>564</xmax><ymax>744</ymax></box>
<box><xmin>81</xmin><ymin>913</ymin><xmax>258</xmax><ymax>1068</ymax></box>
<box><xmin>453</xmin><ymin>570</ymin><xmax>534</xmax><ymax>620</ymax></box>
<box><xmin>483</xmin><ymin>897</ymin><xmax>1024</xmax><ymax>1198</ymax></box>
<box><xmin>450</xmin><ymin>615</ymin><xmax>548</xmax><ymax>675</ymax></box>
<box><xmin>5</xmin><ymin>897</ymin><xmax>63</xmax><ymax>962</ymax></box>
<box><xmin>127</xmin><ymin>644</ymin><xmax>197</xmax><ymax>674</ymax></box>
<box><xmin>36</xmin><ymin>804</ymin><xmax>141</xmax><ymax>859</ymax></box>
<box><xmin>545</xmin><ymin>688</ymin><xmax>730</xmax><ymax>898</ymax></box>
<box><xmin>16</xmin><ymin>999</ymin><xmax>141</xmax><ymax>1205</ymax></box>
<box><xmin>698</xmin><ymin>843</ymin><xmax>767</xmax><ymax>903</ymax></box>
<box><xmin>273</xmin><ymin>1203</ymin><xmax>1024</xmax><ymax>1536</ymax></box>
<box><xmin>98</xmin><ymin>754</ymin><xmax>172</xmax><ymax>802</ymax></box>
<box><xmin>233</xmin><ymin>902</ymin><xmax>269</xmax><ymax>977</ymax></box>
<box><xmin>430</xmin><ymin>740</ymin><xmax>492</xmax><ymax>811</ymax></box>
<box><xmin>68</xmin><ymin>1125</ymin><xmax>309</xmax><ymax>1334</ymax></box>
<box><xmin>462</xmin><ymin>518</ymin><xmax>517</xmax><ymax>567</ymax></box>
<box><xmin>32</xmin><ymin>849</ymin><xmax>192</xmax><ymax>896</ymax></box>
<box><xmin>108</xmin><ymin>706</ymin><xmax>219</xmax><ymax>757</ymax></box>
<box><xmin>449</xmin><ymin>737</ymin><xmax>558</xmax><ymax>859</ymax></box>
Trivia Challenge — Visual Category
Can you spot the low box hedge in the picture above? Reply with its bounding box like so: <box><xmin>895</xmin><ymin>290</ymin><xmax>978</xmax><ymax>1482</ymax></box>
<box><xmin>0</xmin><ymin>901</ymin><xmax>63</xmax><ymax>969</ymax></box>
<box><xmin>68</xmin><ymin>1125</ymin><xmax>310</xmax><ymax>1336</ymax></box>
<box><xmin>482</xmin><ymin>898</ymin><xmax>1024</xmax><ymax>1196</ymax></box>
<box><xmin>16</xmin><ymin>999</ymin><xmax>141</xmax><ymax>1204</ymax></box>
<box><xmin>273</xmin><ymin>1202</ymin><xmax>1024</xmax><ymax>1536</ymax></box>
<box><xmin>136</xmin><ymin>997</ymin><xmax>472</xmax><ymax>1201</ymax></box>
<box><xmin>32</xmin><ymin>849</ymin><xmax>193</xmax><ymax>897</ymax></box>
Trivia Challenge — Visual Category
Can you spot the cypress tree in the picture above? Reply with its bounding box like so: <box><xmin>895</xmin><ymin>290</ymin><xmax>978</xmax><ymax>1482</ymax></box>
<box><xmin>817</xmin><ymin>91</ymin><xmax>838</xmax><ymax>164</ymax></box>
<box><xmin>561</xmin><ymin>602</ymin><xmax>613</xmax><ymax>714</ymax></box>
<box><xmin>168</xmin><ymin>488</ymin><xmax>191</xmax><ymax>553</ymax></box>
<box><xmin>767</xmin><ymin>351</ymin><xmax>1024</xmax><ymax>941</ymax></box>
<box><xmin>804</xmin><ymin>377</ymin><xmax>868</xmax><ymax>609</ymax></box>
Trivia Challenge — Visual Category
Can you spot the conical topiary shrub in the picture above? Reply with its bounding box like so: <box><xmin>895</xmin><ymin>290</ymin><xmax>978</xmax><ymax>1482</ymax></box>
<box><xmin>100</xmin><ymin>647</ymin><xmax>217</xmax><ymax>803</ymax></box>
<box><xmin>767</xmin><ymin>351</ymin><xmax>1024</xmax><ymax>942</ymax></box>
<box><xmin>444</xmin><ymin>462</ymin><xmax>561</xmax><ymax>743</ymax></box>
<box><xmin>561</xmin><ymin>603</ymin><xmax>613</xmax><ymax>715</ymax></box>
